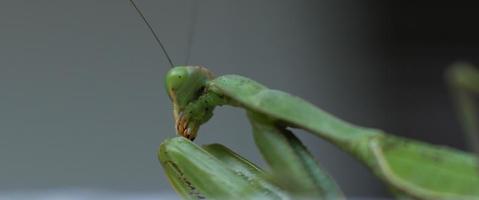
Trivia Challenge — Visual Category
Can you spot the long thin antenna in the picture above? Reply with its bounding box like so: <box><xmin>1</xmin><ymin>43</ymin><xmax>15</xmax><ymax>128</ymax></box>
<box><xmin>184</xmin><ymin>0</ymin><xmax>199</xmax><ymax>65</ymax></box>
<box><xmin>129</xmin><ymin>0</ymin><xmax>175</xmax><ymax>68</ymax></box>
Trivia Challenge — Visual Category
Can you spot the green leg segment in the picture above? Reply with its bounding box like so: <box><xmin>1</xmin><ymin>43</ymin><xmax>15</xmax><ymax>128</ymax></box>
<box><xmin>447</xmin><ymin>63</ymin><xmax>479</xmax><ymax>157</ymax></box>
<box><xmin>247</xmin><ymin>111</ymin><xmax>344</xmax><ymax>200</ymax></box>
<box><xmin>203</xmin><ymin>144</ymin><xmax>291</xmax><ymax>199</ymax></box>
<box><xmin>158</xmin><ymin>137</ymin><xmax>291</xmax><ymax>200</ymax></box>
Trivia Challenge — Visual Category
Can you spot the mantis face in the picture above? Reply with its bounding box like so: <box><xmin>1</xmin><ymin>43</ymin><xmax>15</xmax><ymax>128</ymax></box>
<box><xmin>165</xmin><ymin>66</ymin><xmax>213</xmax><ymax>139</ymax></box>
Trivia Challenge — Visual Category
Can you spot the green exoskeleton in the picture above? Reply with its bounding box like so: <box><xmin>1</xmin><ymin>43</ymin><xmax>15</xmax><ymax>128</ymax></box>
<box><xmin>160</xmin><ymin>64</ymin><xmax>479</xmax><ymax>200</ymax></box>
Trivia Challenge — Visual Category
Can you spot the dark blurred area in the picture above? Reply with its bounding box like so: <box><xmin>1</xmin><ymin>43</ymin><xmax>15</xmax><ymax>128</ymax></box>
<box><xmin>385</xmin><ymin>1</ymin><xmax>479</xmax><ymax>47</ymax></box>
<box><xmin>374</xmin><ymin>1</ymin><xmax>479</xmax><ymax>150</ymax></box>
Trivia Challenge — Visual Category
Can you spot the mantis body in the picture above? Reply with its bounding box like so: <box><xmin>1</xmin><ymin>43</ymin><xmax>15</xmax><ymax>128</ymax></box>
<box><xmin>159</xmin><ymin>65</ymin><xmax>479</xmax><ymax>199</ymax></box>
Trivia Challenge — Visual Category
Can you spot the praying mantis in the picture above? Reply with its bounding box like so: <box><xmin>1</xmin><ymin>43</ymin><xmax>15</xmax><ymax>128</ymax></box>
<box><xmin>159</xmin><ymin>64</ymin><xmax>479</xmax><ymax>200</ymax></box>
<box><xmin>127</xmin><ymin>1</ymin><xmax>479</xmax><ymax>199</ymax></box>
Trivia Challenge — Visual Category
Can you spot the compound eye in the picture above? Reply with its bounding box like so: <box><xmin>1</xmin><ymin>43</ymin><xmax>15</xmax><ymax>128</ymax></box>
<box><xmin>165</xmin><ymin>67</ymin><xmax>189</xmax><ymax>98</ymax></box>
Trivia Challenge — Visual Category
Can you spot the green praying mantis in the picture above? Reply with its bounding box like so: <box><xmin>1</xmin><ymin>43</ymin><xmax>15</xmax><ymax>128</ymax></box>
<box><xmin>127</xmin><ymin>1</ymin><xmax>479</xmax><ymax>199</ymax></box>
<box><xmin>159</xmin><ymin>64</ymin><xmax>479</xmax><ymax>200</ymax></box>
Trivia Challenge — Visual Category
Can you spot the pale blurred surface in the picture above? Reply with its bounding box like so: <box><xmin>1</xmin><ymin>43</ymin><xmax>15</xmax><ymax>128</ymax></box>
<box><xmin>0</xmin><ymin>190</ymin><xmax>177</xmax><ymax>200</ymax></box>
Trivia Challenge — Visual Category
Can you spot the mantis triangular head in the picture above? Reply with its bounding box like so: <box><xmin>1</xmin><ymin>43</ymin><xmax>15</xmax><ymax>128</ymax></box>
<box><xmin>165</xmin><ymin>66</ymin><xmax>214</xmax><ymax>140</ymax></box>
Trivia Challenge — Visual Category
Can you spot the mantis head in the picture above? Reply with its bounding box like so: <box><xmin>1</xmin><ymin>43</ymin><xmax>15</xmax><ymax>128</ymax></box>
<box><xmin>165</xmin><ymin>66</ymin><xmax>214</xmax><ymax>139</ymax></box>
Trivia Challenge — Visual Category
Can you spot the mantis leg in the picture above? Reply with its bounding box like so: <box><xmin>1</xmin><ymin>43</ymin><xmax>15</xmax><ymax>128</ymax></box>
<box><xmin>247</xmin><ymin>111</ymin><xmax>344</xmax><ymax>200</ymax></box>
<box><xmin>158</xmin><ymin>137</ymin><xmax>290</xmax><ymax>199</ymax></box>
<box><xmin>447</xmin><ymin>63</ymin><xmax>479</xmax><ymax>157</ymax></box>
<box><xmin>167</xmin><ymin>89</ymin><xmax>344</xmax><ymax>198</ymax></box>
<box><xmin>202</xmin><ymin>144</ymin><xmax>291</xmax><ymax>199</ymax></box>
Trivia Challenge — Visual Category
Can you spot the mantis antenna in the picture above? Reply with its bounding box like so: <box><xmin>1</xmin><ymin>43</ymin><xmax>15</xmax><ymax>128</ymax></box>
<box><xmin>129</xmin><ymin>0</ymin><xmax>175</xmax><ymax>68</ymax></box>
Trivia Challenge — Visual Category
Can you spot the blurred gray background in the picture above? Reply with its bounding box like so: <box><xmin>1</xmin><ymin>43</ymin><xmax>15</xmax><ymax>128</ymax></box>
<box><xmin>1</xmin><ymin>0</ymin><xmax>477</xmax><ymax>198</ymax></box>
